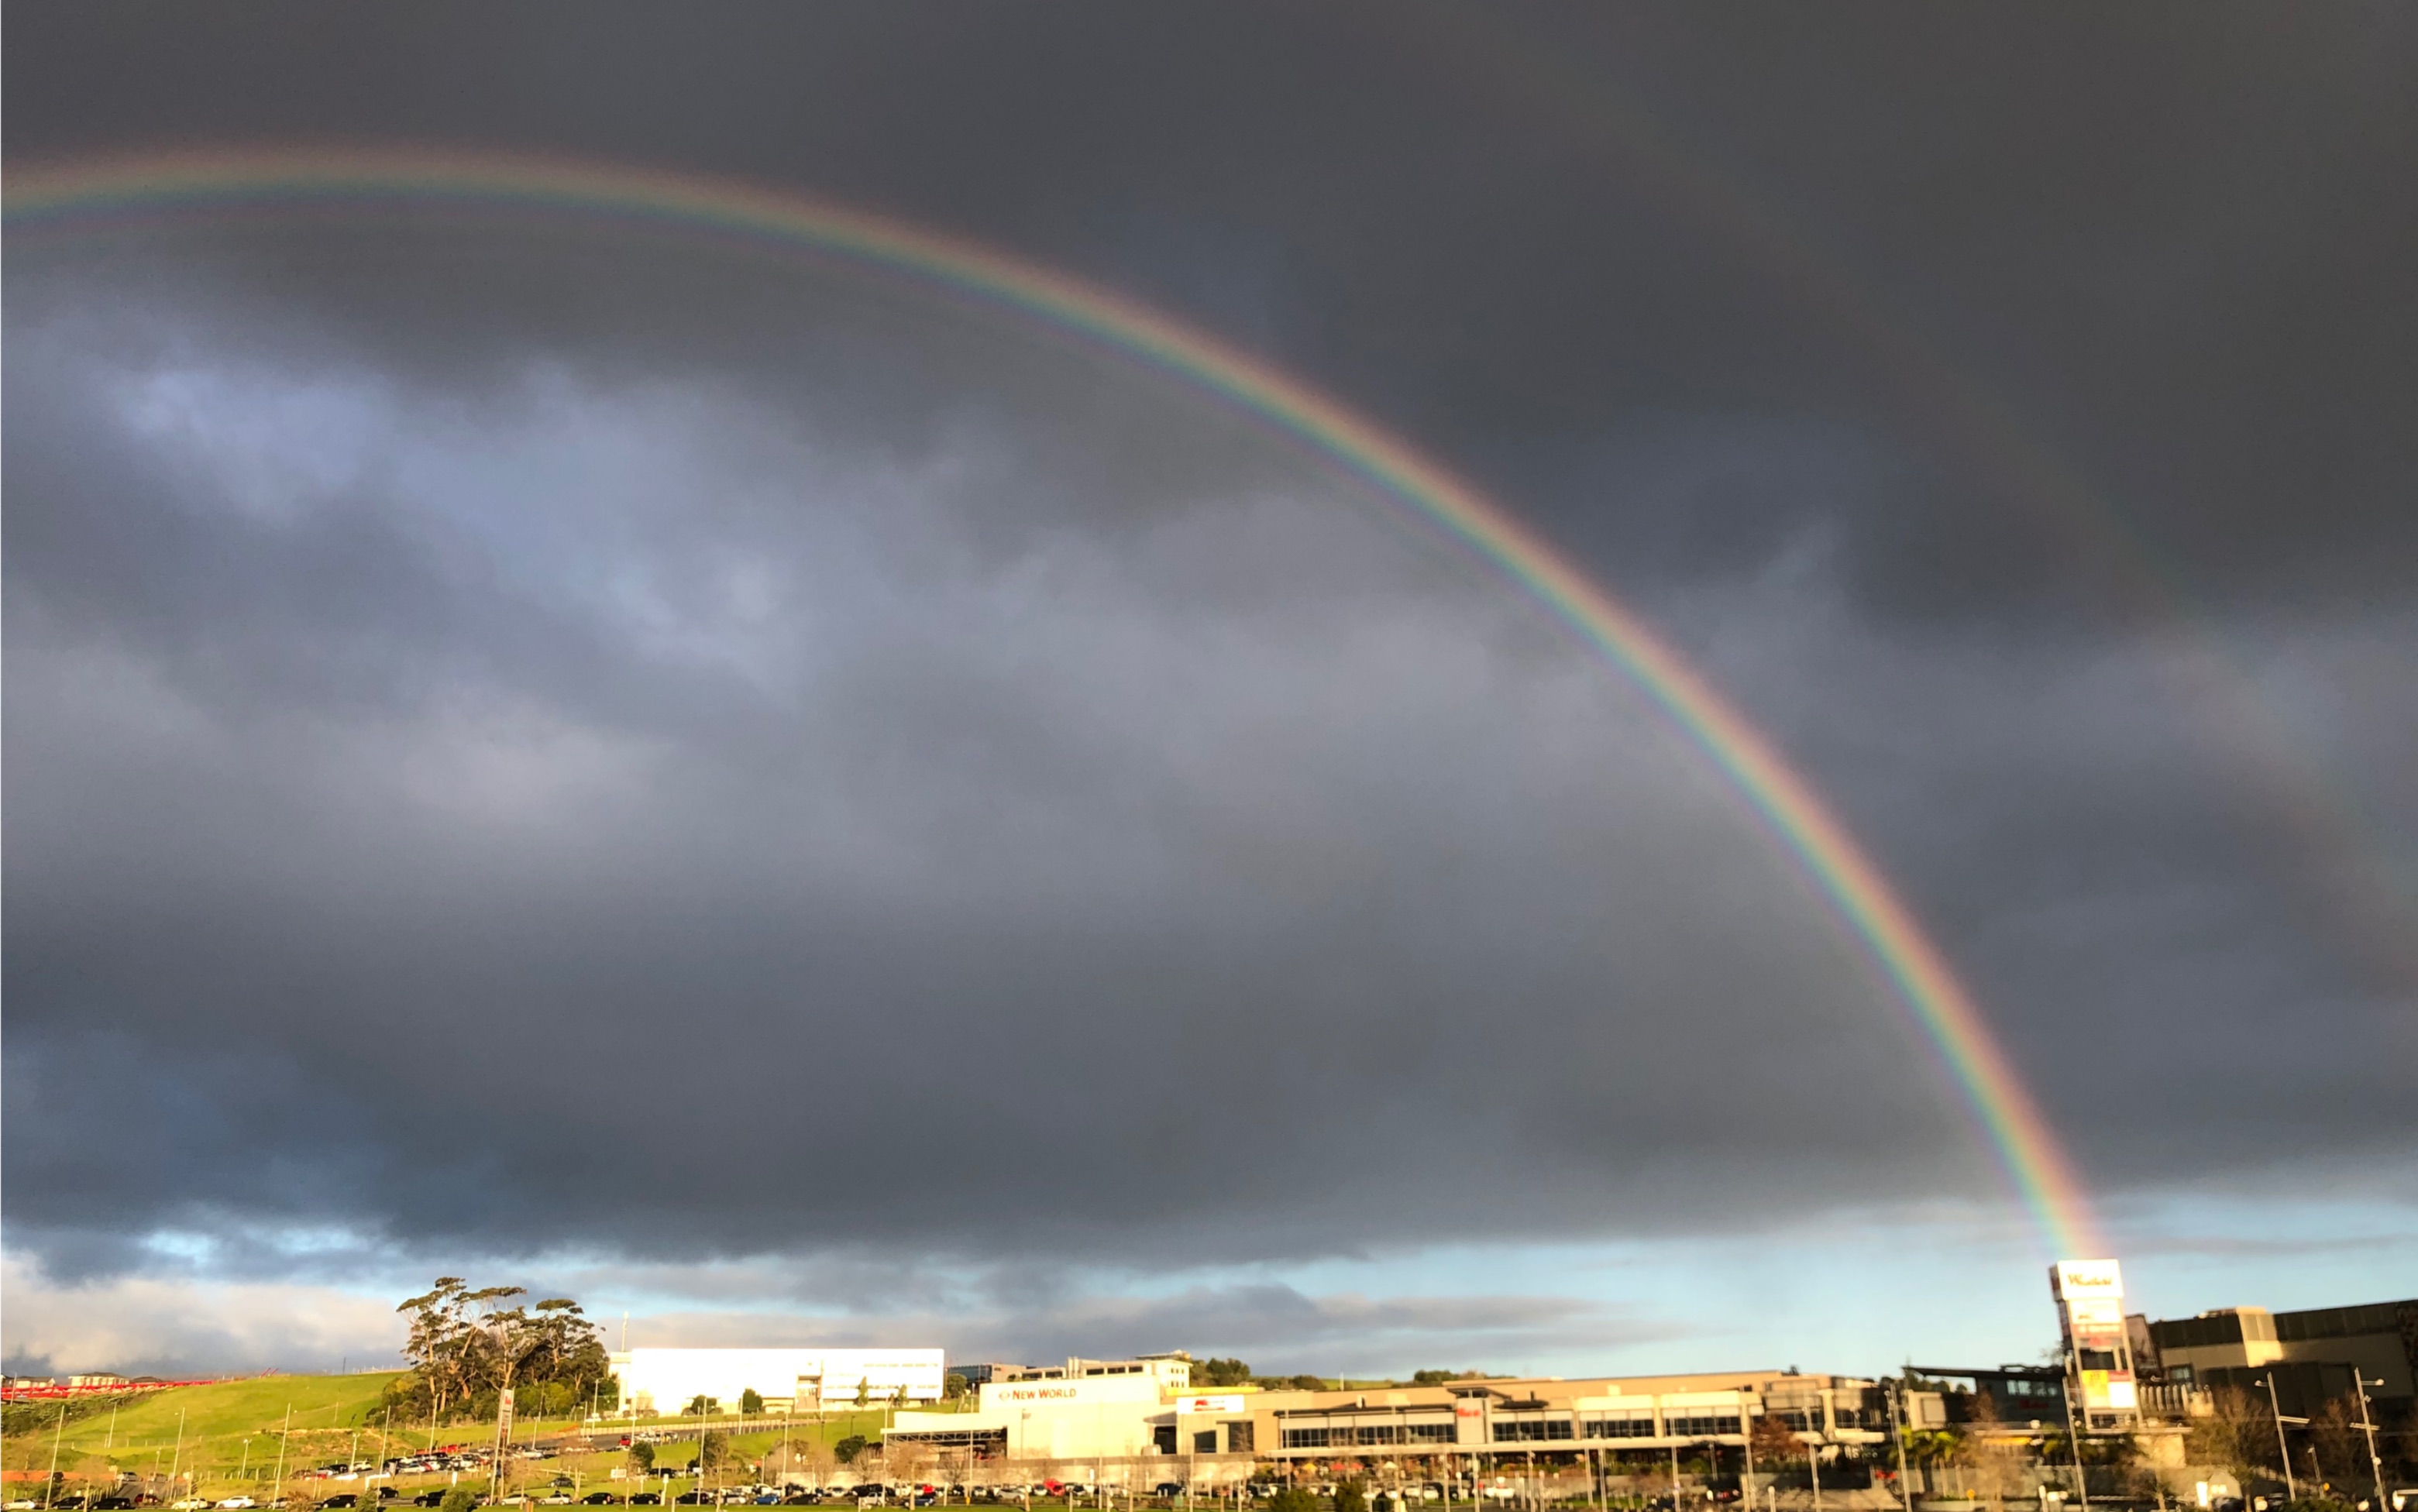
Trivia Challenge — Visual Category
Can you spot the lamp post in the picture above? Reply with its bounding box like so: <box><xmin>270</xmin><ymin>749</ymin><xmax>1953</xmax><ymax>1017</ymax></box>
<box><xmin>2059</xmin><ymin>1373</ymin><xmax>2089</xmax><ymax>1512</ymax></box>
<box><xmin>1887</xmin><ymin>1382</ymin><xmax>1911</xmax><ymax>1512</ymax></box>
<box><xmin>46</xmin><ymin>1401</ymin><xmax>69</xmax><ymax>1511</ymax></box>
<box><xmin>1739</xmin><ymin>1406</ymin><xmax>1754</xmax><ymax>1512</ymax></box>
<box><xmin>274</xmin><ymin>1405</ymin><xmax>294</xmax><ymax>1509</ymax></box>
<box><xmin>2351</xmin><ymin>1376</ymin><xmax>2386</xmax><ymax>1512</ymax></box>
<box><xmin>2258</xmin><ymin>1376</ymin><xmax>2305</xmax><ymax>1504</ymax></box>
<box><xmin>168</xmin><ymin>1407</ymin><xmax>188</xmax><ymax>1498</ymax></box>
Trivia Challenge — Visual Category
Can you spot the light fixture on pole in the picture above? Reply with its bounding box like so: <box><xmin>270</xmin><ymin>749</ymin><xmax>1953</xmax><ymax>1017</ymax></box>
<box><xmin>2258</xmin><ymin>1376</ymin><xmax>2306</xmax><ymax>1504</ymax></box>
<box><xmin>45</xmin><ymin>1402</ymin><xmax>68</xmax><ymax>1511</ymax></box>
<box><xmin>1886</xmin><ymin>1380</ymin><xmax>1912</xmax><ymax>1512</ymax></box>
<box><xmin>2351</xmin><ymin>1375</ymin><xmax>2386</xmax><ymax>1512</ymax></box>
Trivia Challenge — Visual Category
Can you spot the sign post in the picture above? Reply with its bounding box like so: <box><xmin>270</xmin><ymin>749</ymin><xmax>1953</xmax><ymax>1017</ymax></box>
<box><xmin>2049</xmin><ymin>1261</ymin><xmax>2138</xmax><ymax>1434</ymax></box>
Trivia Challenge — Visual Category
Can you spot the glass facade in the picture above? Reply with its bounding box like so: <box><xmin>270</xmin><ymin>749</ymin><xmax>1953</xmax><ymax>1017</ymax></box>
<box><xmin>1492</xmin><ymin>1418</ymin><xmax>1574</xmax><ymax>1442</ymax></box>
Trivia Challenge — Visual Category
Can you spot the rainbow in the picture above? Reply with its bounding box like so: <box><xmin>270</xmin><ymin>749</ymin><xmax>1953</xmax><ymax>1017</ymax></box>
<box><xmin>1426</xmin><ymin>15</ymin><xmax>2418</xmax><ymax>995</ymax></box>
<box><xmin>5</xmin><ymin>148</ymin><xmax>2099</xmax><ymax>1256</ymax></box>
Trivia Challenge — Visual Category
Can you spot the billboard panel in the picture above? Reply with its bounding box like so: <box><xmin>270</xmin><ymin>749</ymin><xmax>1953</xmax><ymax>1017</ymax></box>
<box><xmin>2052</xmin><ymin>1260</ymin><xmax>2138</xmax><ymax>1425</ymax></box>
<box><xmin>2051</xmin><ymin>1259</ymin><xmax>2124</xmax><ymax>1299</ymax></box>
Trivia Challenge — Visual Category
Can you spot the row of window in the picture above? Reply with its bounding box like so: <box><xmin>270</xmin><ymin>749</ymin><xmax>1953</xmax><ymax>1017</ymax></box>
<box><xmin>1492</xmin><ymin>1421</ymin><xmax>1574</xmax><ymax>1442</ymax></box>
<box><xmin>1500</xmin><ymin>1415</ymin><xmax>1740</xmax><ymax>1442</ymax></box>
<box><xmin>1584</xmin><ymin>1418</ymin><xmax>1656</xmax><ymax>1440</ymax></box>
<box><xmin>1282</xmin><ymin>1413</ymin><xmax>1759</xmax><ymax>1448</ymax></box>
<box><xmin>2277</xmin><ymin>1303</ymin><xmax>2403</xmax><ymax>1342</ymax></box>
<box><xmin>1281</xmin><ymin>1424</ymin><xmax>1459</xmax><ymax>1449</ymax></box>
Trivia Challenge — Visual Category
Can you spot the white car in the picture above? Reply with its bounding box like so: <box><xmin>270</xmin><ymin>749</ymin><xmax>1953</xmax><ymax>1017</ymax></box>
<box><xmin>172</xmin><ymin>1500</ymin><xmax>212</xmax><ymax>1510</ymax></box>
<box><xmin>221</xmin><ymin>1499</ymin><xmax>263</xmax><ymax>1509</ymax></box>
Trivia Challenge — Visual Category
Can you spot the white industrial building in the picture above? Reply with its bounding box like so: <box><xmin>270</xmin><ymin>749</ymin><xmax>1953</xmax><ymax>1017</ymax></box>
<box><xmin>611</xmin><ymin>1348</ymin><xmax>946</xmax><ymax>1415</ymax></box>
<box><xmin>884</xmin><ymin>1356</ymin><xmax>1198</xmax><ymax>1463</ymax></box>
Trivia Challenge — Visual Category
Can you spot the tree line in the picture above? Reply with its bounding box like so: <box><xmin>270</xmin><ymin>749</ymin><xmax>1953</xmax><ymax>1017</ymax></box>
<box><xmin>380</xmin><ymin>1277</ymin><xmax>616</xmax><ymax>1424</ymax></box>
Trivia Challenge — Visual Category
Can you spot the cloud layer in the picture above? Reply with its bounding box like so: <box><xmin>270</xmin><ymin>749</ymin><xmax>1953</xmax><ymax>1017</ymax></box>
<box><xmin>5</xmin><ymin>6</ymin><xmax>2414</xmax><ymax>1373</ymax></box>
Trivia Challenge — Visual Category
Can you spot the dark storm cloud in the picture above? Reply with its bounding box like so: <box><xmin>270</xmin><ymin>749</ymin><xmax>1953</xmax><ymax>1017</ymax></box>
<box><xmin>9</xmin><ymin>4</ymin><xmax>2413</xmax><ymax>609</ymax></box>
<box><xmin>5</xmin><ymin>249</ymin><xmax>2007</xmax><ymax>1275</ymax></box>
<box><xmin>5</xmin><ymin>5</ymin><xmax>2414</xmax><ymax>1294</ymax></box>
<box><xmin>621</xmin><ymin>1284</ymin><xmax>1680</xmax><ymax>1377</ymax></box>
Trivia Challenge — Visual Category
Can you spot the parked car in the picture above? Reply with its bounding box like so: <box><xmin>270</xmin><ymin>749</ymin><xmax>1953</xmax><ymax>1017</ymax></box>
<box><xmin>218</xmin><ymin>1498</ymin><xmax>262</xmax><ymax>1509</ymax></box>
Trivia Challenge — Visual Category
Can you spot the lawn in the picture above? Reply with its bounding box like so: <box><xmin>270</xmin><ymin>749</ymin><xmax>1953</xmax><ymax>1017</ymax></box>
<box><xmin>5</xmin><ymin>1374</ymin><xmax>401</xmax><ymax>1488</ymax></box>
<box><xmin>7</xmin><ymin>1378</ymin><xmax>896</xmax><ymax>1502</ymax></box>
<box><xmin>7</xmin><ymin>1383</ymin><xmax>909</xmax><ymax>1500</ymax></box>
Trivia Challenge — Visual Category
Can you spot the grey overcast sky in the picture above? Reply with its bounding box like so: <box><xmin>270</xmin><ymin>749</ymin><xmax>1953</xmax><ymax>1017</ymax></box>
<box><xmin>6</xmin><ymin>4</ymin><xmax>2415</xmax><ymax>1380</ymax></box>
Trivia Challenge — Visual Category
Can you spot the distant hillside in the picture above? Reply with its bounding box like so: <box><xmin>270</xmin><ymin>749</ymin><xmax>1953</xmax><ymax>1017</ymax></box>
<box><xmin>3</xmin><ymin>1374</ymin><xmax>403</xmax><ymax>1488</ymax></box>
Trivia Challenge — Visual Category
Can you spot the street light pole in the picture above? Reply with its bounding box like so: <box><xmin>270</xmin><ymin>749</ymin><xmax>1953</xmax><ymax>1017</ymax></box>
<box><xmin>46</xmin><ymin>1401</ymin><xmax>68</xmax><ymax>1511</ymax></box>
<box><xmin>2059</xmin><ymin>1373</ymin><xmax>2090</xmax><ymax>1512</ymax></box>
<box><xmin>1887</xmin><ymin>1382</ymin><xmax>1911</xmax><ymax>1512</ymax></box>
<box><xmin>275</xmin><ymin>1405</ymin><xmax>294</xmax><ymax>1509</ymax></box>
<box><xmin>2261</xmin><ymin>1376</ymin><xmax>2296</xmax><ymax>1504</ymax></box>
<box><xmin>2352</xmin><ymin>1376</ymin><xmax>2385</xmax><ymax>1512</ymax></box>
<box><xmin>168</xmin><ymin>1407</ymin><xmax>188</xmax><ymax>1499</ymax></box>
<box><xmin>1740</xmin><ymin>1400</ymin><xmax>1755</xmax><ymax>1512</ymax></box>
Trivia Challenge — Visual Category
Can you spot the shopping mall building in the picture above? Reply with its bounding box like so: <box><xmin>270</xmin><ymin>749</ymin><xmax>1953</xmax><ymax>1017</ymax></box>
<box><xmin>880</xmin><ymin>1359</ymin><xmax>1889</xmax><ymax>1483</ymax></box>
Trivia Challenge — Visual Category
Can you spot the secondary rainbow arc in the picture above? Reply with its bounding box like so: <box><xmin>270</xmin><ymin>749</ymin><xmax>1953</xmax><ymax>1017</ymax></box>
<box><xmin>5</xmin><ymin>147</ymin><xmax>2101</xmax><ymax>1257</ymax></box>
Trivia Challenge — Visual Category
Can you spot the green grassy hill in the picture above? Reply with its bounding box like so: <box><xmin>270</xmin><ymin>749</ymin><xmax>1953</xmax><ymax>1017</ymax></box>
<box><xmin>6</xmin><ymin>1380</ymin><xmax>896</xmax><ymax>1500</ymax></box>
<box><xmin>5</xmin><ymin>1374</ymin><xmax>401</xmax><ymax>1490</ymax></box>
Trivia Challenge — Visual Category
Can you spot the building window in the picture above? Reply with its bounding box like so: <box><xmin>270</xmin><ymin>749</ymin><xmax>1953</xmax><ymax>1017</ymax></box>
<box><xmin>1355</xmin><ymin>1426</ymin><xmax>1403</xmax><ymax>1447</ymax></box>
<box><xmin>1582</xmin><ymin>1415</ymin><xmax>1656</xmax><ymax>1440</ymax></box>
<box><xmin>1493</xmin><ymin>1419</ymin><xmax>1574</xmax><ymax>1442</ymax></box>
<box><xmin>1227</xmin><ymin>1424</ymin><xmax>1254</xmax><ymax>1455</ymax></box>
<box><xmin>1282</xmin><ymin>1429</ymin><xmax>1331</xmax><ymax>1449</ymax></box>
<box><xmin>1406</xmin><ymin>1424</ymin><xmax>1456</xmax><ymax>1444</ymax></box>
<box><xmin>1195</xmin><ymin>1432</ymin><xmax>1218</xmax><ymax>1455</ymax></box>
<box><xmin>1665</xmin><ymin>1416</ymin><xmax>1740</xmax><ymax>1438</ymax></box>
